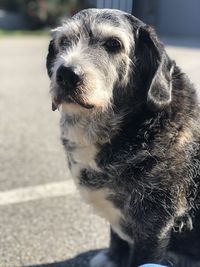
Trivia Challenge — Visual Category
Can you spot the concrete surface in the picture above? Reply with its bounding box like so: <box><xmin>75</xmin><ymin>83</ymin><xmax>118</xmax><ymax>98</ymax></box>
<box><xmin>0</xmin><ymin>36</ymin><xmax>200</xmax><ymax>267</ymax></box>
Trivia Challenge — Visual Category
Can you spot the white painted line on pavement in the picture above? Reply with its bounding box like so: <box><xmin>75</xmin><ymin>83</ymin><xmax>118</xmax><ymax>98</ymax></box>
<box><xmin>0</xmin><ymin>180</ymin><xmax>77</xmax><ymax>206</ymax></box>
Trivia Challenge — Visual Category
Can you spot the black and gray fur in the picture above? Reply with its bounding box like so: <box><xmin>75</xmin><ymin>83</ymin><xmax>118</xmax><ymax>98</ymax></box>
<box><xmin>46</xmin><ymin>8</ymin><xmax>200</xmax><ymax>267</ymax></box>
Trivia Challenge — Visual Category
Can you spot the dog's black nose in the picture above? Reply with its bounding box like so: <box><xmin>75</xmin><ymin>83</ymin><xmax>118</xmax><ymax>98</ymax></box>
<box><xmin>56</xmin><ymin>65</ymin><xmax>80</xmax><ymax>89</ymax></box>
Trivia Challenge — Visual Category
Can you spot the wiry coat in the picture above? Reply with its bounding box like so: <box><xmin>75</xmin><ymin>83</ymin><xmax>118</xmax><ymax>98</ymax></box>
<box><xmin>46</xmin><ymin>9</ymin><xmax>200</xmax><ymax>267</ymax></box>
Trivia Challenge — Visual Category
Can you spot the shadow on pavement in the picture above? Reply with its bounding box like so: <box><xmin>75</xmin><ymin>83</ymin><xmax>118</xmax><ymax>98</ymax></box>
<box><xmin>26</xmin><ymin>249</ymin><xmax>103</xmax><ymax>267</ymax></box>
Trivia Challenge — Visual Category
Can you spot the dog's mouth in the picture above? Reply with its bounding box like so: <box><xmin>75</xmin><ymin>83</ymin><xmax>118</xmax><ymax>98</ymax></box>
<box><xmin>52</xmin><ymin>93</ymin><xmax>94</xmax><ymax>111</ymax></box>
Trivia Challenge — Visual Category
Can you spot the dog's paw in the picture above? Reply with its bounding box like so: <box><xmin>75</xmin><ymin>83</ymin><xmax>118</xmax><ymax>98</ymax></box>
<box><xmin>90</xmin><ymin>250</ymin><xmax>117</xmax><ymax>267</ymax></box>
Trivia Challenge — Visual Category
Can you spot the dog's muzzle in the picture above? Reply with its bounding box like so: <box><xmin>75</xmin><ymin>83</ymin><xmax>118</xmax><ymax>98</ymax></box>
<box><xmin>52</xmin><ymin>65</ymin><xmax>94</xmax><ymax>111</ymax></box>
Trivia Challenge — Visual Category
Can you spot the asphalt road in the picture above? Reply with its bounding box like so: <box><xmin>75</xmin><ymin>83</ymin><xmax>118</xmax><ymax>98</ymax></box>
<box><xmin>0</xmin><ymin>36</ymin><xmax>200</xmax><ymax>267</ymax></box>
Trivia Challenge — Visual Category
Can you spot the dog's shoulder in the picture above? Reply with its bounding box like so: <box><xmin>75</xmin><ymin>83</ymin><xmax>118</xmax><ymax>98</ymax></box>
<box><xmin>96</xmin><ymin>68</ymin><xmax>200</xmax><ymax>200</ymax></box>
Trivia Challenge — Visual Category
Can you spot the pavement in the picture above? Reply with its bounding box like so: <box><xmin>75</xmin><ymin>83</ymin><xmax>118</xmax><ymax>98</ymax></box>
<box><xmin>0</xmin><ymin>36</ymin><xmax>200</xmax><ymax>267</ymax></box>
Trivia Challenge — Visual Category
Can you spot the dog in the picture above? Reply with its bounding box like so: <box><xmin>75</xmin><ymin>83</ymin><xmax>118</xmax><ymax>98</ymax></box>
<box><xmin>46</xmin><ymin>8</ymin><xmax>200</xmax><ymax>267</ymax></box>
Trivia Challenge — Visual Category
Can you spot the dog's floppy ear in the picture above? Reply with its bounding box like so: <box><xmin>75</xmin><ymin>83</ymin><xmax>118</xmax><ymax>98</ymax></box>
<box><xmin>47</xmin><ymin>38</ymin><xmax>61</xmax><ymax>111</ymax></box>
<box><xmin>135</xmin><ymin>25</ymin><xmax>174</xmax><ymax>110</ymax></box>
<box><xmin>46</xmin><ymin>27</ymin><xmax>63</xmax><ymax>77</ymax></box>
<box><xmin>46</xmin><ymin>39</ymin><xmax>57</xmax><ymax>78</ymax></box>
<box><xmin>46</xmin><ymin>39</ymin><xmax>60</xmax><ymax>111</ymax></box>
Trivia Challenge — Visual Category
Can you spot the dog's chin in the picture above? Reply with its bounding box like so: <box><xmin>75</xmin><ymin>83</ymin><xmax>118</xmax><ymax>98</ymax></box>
<box><xmin>52</xmin><ymin>94</ymin><xmax>94</xmax><ymax>111</ymax></box>
<box><xmin>70</xmin><ymin>95</ymin><xmax>94</xmax><ymax>109</ymax></box>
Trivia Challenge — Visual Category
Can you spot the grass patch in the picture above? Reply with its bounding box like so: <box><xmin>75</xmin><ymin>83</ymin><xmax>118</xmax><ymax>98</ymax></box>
<box><xmin>0</xmin><ymin>29</ymin><xmax>49</xmax><ymax>37</ymax></box>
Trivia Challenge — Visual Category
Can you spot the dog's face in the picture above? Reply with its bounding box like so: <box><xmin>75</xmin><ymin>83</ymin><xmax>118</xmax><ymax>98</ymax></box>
<box><xmin>47</xmin><ymin>9</ymin><xmax>174</xmax><ymax>114</ymax></box>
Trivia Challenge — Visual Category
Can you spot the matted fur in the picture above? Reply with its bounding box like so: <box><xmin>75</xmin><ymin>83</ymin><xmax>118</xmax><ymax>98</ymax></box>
<box><xmin>46</xmin><ymin>8</ymin><xmax>200</xmax><ymax>267</ymax></box>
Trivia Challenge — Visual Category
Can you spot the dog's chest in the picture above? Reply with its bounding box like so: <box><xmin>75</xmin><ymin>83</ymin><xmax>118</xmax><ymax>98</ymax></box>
<box><xmin>61</xmin><ymin>121</ymin><xmax>130</xmax><ymax>242</ymax></box>
<box><xmin>61</xmin><ymin>124</ymin><xmax>98</xmax><ymax>178</ymax></box>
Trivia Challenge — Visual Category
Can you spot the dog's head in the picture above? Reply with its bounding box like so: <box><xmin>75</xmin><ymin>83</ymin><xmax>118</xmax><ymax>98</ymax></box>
<box><xmin>46</xmin><ymin>9</ymin><xmax>174</xmax><ymax>114</ymax></box>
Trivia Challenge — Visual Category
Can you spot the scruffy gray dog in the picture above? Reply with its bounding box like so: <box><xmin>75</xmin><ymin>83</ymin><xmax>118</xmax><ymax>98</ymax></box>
<box><xmin>46</xmin><ymin>8</ymin><xmax>200</xmax><ymax>267</ymax></box>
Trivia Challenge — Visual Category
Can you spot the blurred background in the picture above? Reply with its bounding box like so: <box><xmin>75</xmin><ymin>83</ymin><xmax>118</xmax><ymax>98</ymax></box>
<box><xmin>0</xmin><ymin>1</ymin><xmax>200</xmax><ymax>267</ymax></box>
<box><xmin>0</xmin><ymin>0</ymin><xmax>200</xmax><ymax>36</ymax></box>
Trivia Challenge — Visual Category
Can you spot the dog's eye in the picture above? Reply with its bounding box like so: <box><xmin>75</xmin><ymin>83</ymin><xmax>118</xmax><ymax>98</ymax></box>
<box><xmin>104</xmin><ymin>38</ymin><xmax>122</xmax><ymax>53</ymax></box>
<box><xmin>59</xmin><ymin>37</ymin><xmax>71</xmax><ymax>49</ymax></box>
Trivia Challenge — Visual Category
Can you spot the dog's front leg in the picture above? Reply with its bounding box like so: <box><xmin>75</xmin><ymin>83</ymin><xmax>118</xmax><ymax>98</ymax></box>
<box><xmin>90</xmin><ymin>228</ymin><xmax>131</xmax><ymax>267</ymax></box>
<box><xmin>129</xmin><ymin>228</ymin><xmax>171</xmax><ymax>267</ymax></box>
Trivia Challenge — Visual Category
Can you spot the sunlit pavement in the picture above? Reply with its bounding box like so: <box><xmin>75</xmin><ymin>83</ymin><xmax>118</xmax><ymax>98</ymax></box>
<box><xmin>0</xmin><ymin>36</ymin><xmax>200</xmax><ymax>267</ymax></box>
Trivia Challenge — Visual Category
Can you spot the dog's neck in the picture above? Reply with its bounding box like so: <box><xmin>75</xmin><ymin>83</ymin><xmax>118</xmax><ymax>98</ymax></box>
<box><xmin>60</xmin><ymin>107</ymin><xmax>125</xmax><ymax>146</ymax></box>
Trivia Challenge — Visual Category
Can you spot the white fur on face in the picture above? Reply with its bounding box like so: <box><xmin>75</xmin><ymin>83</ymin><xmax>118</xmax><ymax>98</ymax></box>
<box><xmin>50</xmin><ymin>12</ymin><xmax>134</xmax><ymax>113</ymax></box>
